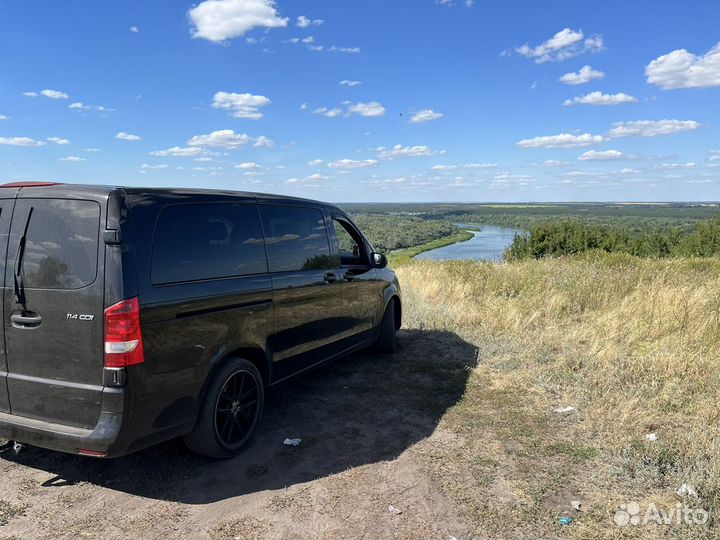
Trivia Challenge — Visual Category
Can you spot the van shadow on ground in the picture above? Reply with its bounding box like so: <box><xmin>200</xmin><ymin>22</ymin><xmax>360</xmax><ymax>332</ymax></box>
<box><xmin>3</xmin><ymin>329</ymin><xmax>478</xmax><ymax>504</ymax></box>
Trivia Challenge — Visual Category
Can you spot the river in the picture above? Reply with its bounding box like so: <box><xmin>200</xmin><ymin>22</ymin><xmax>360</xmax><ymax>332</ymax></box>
<box><xmin>415</xmin><ymin>224</ymin><xmax>524</xmax><ymax>262</ymax></box>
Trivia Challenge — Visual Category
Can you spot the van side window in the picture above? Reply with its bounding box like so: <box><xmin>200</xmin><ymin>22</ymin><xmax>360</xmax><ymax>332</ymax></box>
<box><xmin>330</xmin><ymin>218</ymin><xmax>368</xmax><ymax>266</ymax></box>
<box><xmin>151</xmin><ymin>203</ymin><xmax>267</xmax><ymax>285</ymax></box>
<box><xmin>20</xmin><ymin>199</ymin><xmax>100</xmax><ymax>290</ymax></box>
<box><xmin>260</xmin><ymin>205</ymin><xmax>332</xmax><ymax>272</ymax></box>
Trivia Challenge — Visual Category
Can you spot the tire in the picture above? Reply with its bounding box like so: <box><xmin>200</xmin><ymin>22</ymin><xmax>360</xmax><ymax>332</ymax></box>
<box><xmin>183</xmin><ymin>358</ymin><xmax>264</xmax><ymax>459</ymax></box>
<box><xmin>375</xmin><ymin>300</ymin><xmax>398</xmax><ymax>354</ymax></box>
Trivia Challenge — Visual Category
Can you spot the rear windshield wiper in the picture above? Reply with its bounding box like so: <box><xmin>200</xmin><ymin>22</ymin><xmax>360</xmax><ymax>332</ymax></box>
<box><xmin>13</xmin><ymin>206</ymin><xmax>33</xmax><ymax>306</ymax></box>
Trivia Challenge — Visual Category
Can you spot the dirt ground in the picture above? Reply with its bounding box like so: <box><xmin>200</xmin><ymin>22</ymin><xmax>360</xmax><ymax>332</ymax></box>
<box><xmin>0</xmin><ymin>329</ymin><xmax>482</xmax><ymax>540</ymax></box>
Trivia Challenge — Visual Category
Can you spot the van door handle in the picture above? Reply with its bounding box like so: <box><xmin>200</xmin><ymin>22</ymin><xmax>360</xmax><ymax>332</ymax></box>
<box><xmin>323</xmin><ymin>272</ymin><xmax>337</xmax><ymax>284</ymax></box>
<box><xmin>11</xmin><ymin>312</ymin><xmax>42</xmax><ymax>328</ymax></box>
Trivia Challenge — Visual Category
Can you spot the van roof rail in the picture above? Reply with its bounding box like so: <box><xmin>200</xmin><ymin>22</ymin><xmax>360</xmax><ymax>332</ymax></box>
<box><xmin>0</xmin><ymin>181</ymin><xmax>62</xmax><ymax>188</ymax></box>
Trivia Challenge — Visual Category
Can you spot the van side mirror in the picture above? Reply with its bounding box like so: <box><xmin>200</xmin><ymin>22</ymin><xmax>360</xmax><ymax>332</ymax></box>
<box><xmin>371</xmin><ymin>252</ymin><xmax>388</xmax><ymax>268</ymax></box>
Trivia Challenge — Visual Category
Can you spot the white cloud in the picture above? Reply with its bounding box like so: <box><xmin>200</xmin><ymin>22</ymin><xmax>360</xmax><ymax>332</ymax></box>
<box><xmin>377</xmin><ymin>144</ymin><xmax>439</xmax><ymax>158</ymax></box>
<box><xmin>235</xmin><ymin>161</ymin><xmax>263</xmax><ymax>169</ymax></box>
<box><xmin>47</xmin><ymin>137</ymin><xmax>70</xmax><ymax>145</ymax></box>
<box><xmin>69</xmin><ymin>102</ymin><xmax>114</xmax><ymax>112</ymax></box>
<box><xmin>465</xmin><ymin>162</ymin><xmax>499</xmax><ymax>169</ymax></box>
<box><xmin>646</xmin><ymin>42</ymin><xmax>720</xmax><ymax>89</ymax></box>
<box><xmin>563</xmin><ymin>91</ymin><xmax>637</xmax><ymax>106</ymax></box>
<box><xmin>559</xmin><ymin>65</ymin><xmax>606</xmax><ymax>85</ymax></box>
<box><xmin>59</xmin><ymin>156</ymin><xmax>85</xmax><ymax>162</ymax></box>
<box><xmin>212</xmin><ymin>91</ymin><xmax>271</xmax><ymax>119</ymax></box>
<box><xmin>308</xmin><ymin>159</ymin><xmax>324</xmax><ymax>166</ymax></box>
<box><xmin>130</xmin><ymin>25</ymin><xmax>139</xmax><ymax>33</ymax></box>
<box><xmin>296</xmin><ymin>15</ymin><xmax>324</xmax><ymax>28</ymax></box>
<box><xmin>339</xmin><ymin>80</ymin><xmax>362</xmax><ymax>87</ymax></box>
<box><xmin>84</xmin><ymin>147</ymin><xmax>100</xmax><ymax>152</ymax></box>
<box><xmin>115</xmin><ymin>131</ymin><xmax>142</xmax><ymax>141</ymax></box>
<box><xmin>140</xmin><ymin>163</ymin><xmax>169</xmax><ymax>170</ymax></box>
<box><xmin>533</xmin><ymin>159</ymin><xmax>570</xmax><ymax>167</ymax></box>
<box><xmin>328</xmin><ymin>45</ymin><xmax>361</xmax><ymax>54</ymax></box>
<box><xmin>608</xmin><ymin>119</ymin><xmax>700</xmax><ymax>138</ymax></box>
<box><xmin>24</xmin><ymin>89</ymin><xmax>69</xmax><ymax>99</ymax></box>
<box><xmin>41</xmin><ymin>89</ymin><xmax>69</xmax><ymax>99</ymax></box>
<box><xmin>516</xmin><ymin>28</ymin><xmax>604</xmax><ymax>63</ymax></box>
<box><xmin>188</xmin><ymin>0</ymin><xmax>288</xmax><ymax>42</ymax></box>
<box><xmin>327</xmin><ymin>158</ymin><xmax>378</xmax><ymax>169</ymax></box>
<box><xmin>314</xmin><ymin>107</ymin><xmax>343</xmax><ymax>118</ymax></box>
<box><xmin>410</xmin><ymin>109</ymin><xmax>443</xmax><ymax>123</ymax></box>
<box><xmin>578</xmin><ymin>149</ymin><xmax>625</xmax><ymax>161</ymax></box>
<box><xmin>658</xmin><ymin>162</ymin><xmax>696</xmax><ymax>169</ymax></box>
<box><xmin>0</xmin><ymin>136</ymin><xmax>46</xmax><ymax>147</ymax></box>
<box><xmin>0</xmin><ymin>115</ymin><xmax>8</xmax><ymax>120</ymax></box>
<box><xmin>150</xmin><ymin>146</ymin><xmax>205</xmax><ymax>157</ymax></box>
<box><xmin>301</xmin><ymin>36</ymin><xmax>315</xmax><ymax>44</ymax></box>
<box><xmin>347</xmin><ymin>101</ymin><xmax>385</xmax><ymax>117</ymax></box>
<box><xmin>517</xmin><ymin>133</ymin><xmax>606</xmax><ymax>149</ymax></box>
<box><xmin>431</xmin><ymin>165</ymin><xmax>458</xmax><ymax>170</ymax></box>
<box><xmin>187</xmin><ymin>129</ymin><xmax>273</xmax><ymax>149</ymax></box>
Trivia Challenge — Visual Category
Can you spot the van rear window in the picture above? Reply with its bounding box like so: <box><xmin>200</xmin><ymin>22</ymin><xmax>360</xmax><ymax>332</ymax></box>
<box><xmin>21</xmin><ymin>199</ymin><xmax>100</xmax><ymax>290</ymax></box>
<box><xmin>151</xmin><ymin>203</ymin><xmax>268</xmax><ymax>285</ymax></box>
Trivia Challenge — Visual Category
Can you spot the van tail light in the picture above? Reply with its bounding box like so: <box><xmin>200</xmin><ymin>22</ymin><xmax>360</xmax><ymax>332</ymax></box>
<box><xmin>104</xmin><ymin>297</ymin><xmax>144</xmax><ymax>367</ymax></box>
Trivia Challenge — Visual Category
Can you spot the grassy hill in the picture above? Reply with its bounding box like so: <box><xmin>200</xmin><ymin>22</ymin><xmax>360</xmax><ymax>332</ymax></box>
<box><xmin>394</xmin><ymin>253</ymin><xmax>719</xmax><ymax>538</ymax></box>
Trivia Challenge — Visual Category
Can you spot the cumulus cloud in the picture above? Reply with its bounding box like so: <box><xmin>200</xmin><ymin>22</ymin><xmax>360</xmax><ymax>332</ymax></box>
<box><xmin>516</xmin><ymin>28</ymin><xmax>604</xmax><ymax>63</ymax></box>
<box><xmin>607</xmin><ymin>119</ymin><xmax>700</xmax><ymax>138</ymax></box>
<box><xmin>140</xmin><ymin>163</ymin><xmax>169</xmax><ymax>170</ymax></box>
<box><xmin>578</xmin><ymin>149</ymin><xmax>626</xmax><ymax>161</ymax></box>
<box><xmin>47</xmin><ymin>137</ymin><xmax>70</xmax><ymax>145</ymax></box>
<box><xmin>59</xmin><ymin>156</ymin><xmax>85</xmax><ymax>162</ymax></box>
<box><xmin>339</xmin><ymin>80</ymin><xmax>362</xmax><ymax>87</ymax></box>
<box><xmin>69</xmin><ymin>102</ymin><xmax>114</xmax><ymax>112</ymax></box>
<box><xmin>0</xmin><ymin>114</ymin><xmax>9</xmax><ymax>120</ymax></box>
<box><xmin>347</xmin><ymin>101</ymin><xmax>385</xmax><ymax>117</ymax></box>
<box><xmin>212</xmin><ymin>91</ymin><xmax>271</xmax><ymax>119</ymax></box>
<box><xmin>130</xmin><ymin>25</ymin><xmax>140</xmax><ymax>33</ymax></box>
<box><xmin>150</xmin><ymin>146</ymin><xmax>205</xmax><ymax>157</ymax></box>
<box><xmin>24</xmin><ymin>89</ymin><xmax>69</xmax><ymax>99</ymax></box>
<box><xmin>296</xmin><ymin>15</ymin><xmax>324</xmax><ymax>27</ymax></box>
<box><xmin>328</xmin><ymin>45</ymin><xmax>360</xmax><ymax>54</ymax></box>
<box><xmin>115</xmin><ymin>131</ymin><xmax>142</xmax><ymax>141</ymax></box>
<box><xmin>187</xmin><ymin>129</ymin><xmax>273</xmax><ymax>149</ymax></box>
<box><xmin>286</xmin><ymin>172</ymin><xmax>330</xmax><ymax>184</ymax></box>
<box><xmin>308</xmin><ymin>159</ymin><xmax>324</xmax><ymax>166</ymax></box>
<box><xmin>646</xmin><ymin>42</ymin><xmax>720</xmax><ymax>89</ymax></box>
<box><xmin>314</xmin><ymin>107</ymin><xmax>343</xmax><ymax>118</ymax></box>
<box><xmin>188</xmin><ymin>0</ymin><xmax>288</xmax><ymax>42</ymax></box>
<box><xmin>0</xmin><ymin>136</ymin><xmax>46</xmax><ymax>147</ymax></box>
<box><xmin>327</xmin><ymin>158</ymin><xmax>378</xmax><ymax>169</ymax></box>
<box><xmin>517</xmin><ymin>133</ymin><xmax>606</xmax><ymax>149</ymax></box>
<box><xmin>235</xmin><ymin>161</ymin><xmax>263</xmax><ymax>169</ymax></box>
<box><xmin>410</xmin><ymin>109</ymin><xmax>444</xmax><ymax>123</ymax></box>
<box><xmin>563</xmin><ymin>91</ymin><xmax>638</xmax><ymax>106</ymax></box>
<box><xmin>377</xmin><ymin>144</ymin><xmax>439</xmax><ymax>158</ymax></box>
<box><xmin>559</xmin><ymin>65</ymin><xmax>606</xmax><ymax>85</ymax></box>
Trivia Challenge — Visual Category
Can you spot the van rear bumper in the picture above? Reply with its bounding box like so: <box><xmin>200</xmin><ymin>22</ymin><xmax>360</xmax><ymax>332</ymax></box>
<box><xmin>0</xmin><ymin>387</ymin><xmax>128</xmax><ymax>457</ymax></box>
<box><xmin>0</xmin><ymin>410</ymin><xmax>123</xmax><ymax>456</ymax></box>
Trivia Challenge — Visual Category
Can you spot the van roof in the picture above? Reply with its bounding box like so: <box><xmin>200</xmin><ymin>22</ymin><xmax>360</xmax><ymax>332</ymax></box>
<box><xmin>0</xmin><ymin>182</ymin><xmax>340</xmax><ymax>210</ymax></box>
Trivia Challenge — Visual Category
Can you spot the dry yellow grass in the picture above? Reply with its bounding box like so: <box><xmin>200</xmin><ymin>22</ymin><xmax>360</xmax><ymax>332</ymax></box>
<box><xmin>396</xmin><ymin>253</ymin><xmax>720</xmax><ymax>538</ymax></box>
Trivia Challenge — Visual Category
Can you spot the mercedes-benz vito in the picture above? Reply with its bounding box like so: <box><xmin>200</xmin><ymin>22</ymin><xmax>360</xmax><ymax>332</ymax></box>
<box><xmin>0</xmin><ymin>182</ymin><xmax>401</xmax><ymax>458</ymax></box>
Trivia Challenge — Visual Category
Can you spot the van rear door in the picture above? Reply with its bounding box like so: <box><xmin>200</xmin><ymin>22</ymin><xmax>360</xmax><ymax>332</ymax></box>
<box><xmin>3</xmin><ymin>197</ymin><xmax>105</xmax><ymax>429</ymax></box>
<box><xmin>0</xmin><ymin>197</ymin><xmax>16</xmax><ymax>414</ymax></box>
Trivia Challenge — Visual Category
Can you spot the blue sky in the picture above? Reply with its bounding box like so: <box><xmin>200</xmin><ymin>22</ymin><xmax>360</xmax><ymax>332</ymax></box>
<box><xmin>1</xmin><ymin>0</ymin><xmax>719</xmax><ymax>202</ymax></box>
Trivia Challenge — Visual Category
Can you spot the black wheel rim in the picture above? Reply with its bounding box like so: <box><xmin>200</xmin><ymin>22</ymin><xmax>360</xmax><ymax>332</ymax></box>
<box><xmin>214</xmin><ymin>370</ymin><xmax>260</xmax><ymax>449</ymax></box>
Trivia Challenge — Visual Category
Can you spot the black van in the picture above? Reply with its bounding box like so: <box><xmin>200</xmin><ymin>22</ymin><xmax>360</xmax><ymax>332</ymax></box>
<box><xmin>0</xmin><ymin>183</ymin><xmax>401</xmax><ymax>458</ymax></box>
